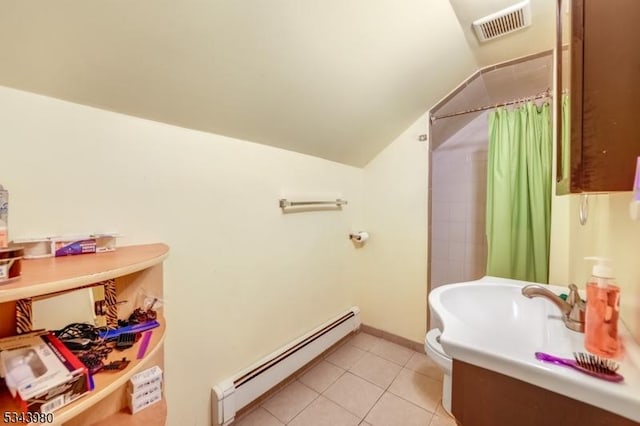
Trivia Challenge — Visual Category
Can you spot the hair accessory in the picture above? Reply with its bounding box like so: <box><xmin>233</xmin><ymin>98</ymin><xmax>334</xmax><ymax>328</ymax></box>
<box><xmin>103</xmin><ymin>357</ymin><xmax>130</xmax><ymax>371</ymax></box>
<box><xmin>53</xmin><ymin>323</ymin><xmax>102</xmax><ymax>342</ymax></box>
<box><xmin>128</xmin><ymin>298</ymin><xmax>158</xmax><ymax>324</ymax></box>
<box><xmin>136</xmin><ymin>331</ymin><xmax>153</xmax><ymax>359</ymax></box>
<box><xmin>535</xmin><ymin>352</ymin><xmax>623</xmax><ymax>382</ymax></box>
<box><xmin>99</xmin><ymin>320</ymin><xmax>160</xmax><ymax>340</ymax></box>
<box><xmin>115</xmin><ymin>333</ymin><xmax>137</xmax><ymax>351</ymax></box>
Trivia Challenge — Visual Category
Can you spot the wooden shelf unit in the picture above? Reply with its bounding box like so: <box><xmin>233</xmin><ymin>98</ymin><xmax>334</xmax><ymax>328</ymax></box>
<box><xmin>0</xmin><ymin>243</ymin><xmax>169</xmax><ymax>303</ymax></box>
<box><xmin>0</xmin><ymin>243</ymin><xmax>169</xmax><ymax>425</ymax></box>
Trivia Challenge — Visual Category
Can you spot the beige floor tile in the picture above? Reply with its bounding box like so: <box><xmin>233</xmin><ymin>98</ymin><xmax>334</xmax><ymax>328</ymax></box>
<box><xmin>359</xmin><ymin>422</ymin><xmax>372</xmax><ymax>426</ymax></box>
<box><xmin>262</xmin><ymin>380</ymin><xmax>318</xmax><ymax>423</ymax></box>
<box><xmin>435</xmin><ymin>401</ymin><xmax>455</xmax><ymax>419</ymax></box>
<box><xmin>349</xmin><ymin>332</ymin><xmax>381</xmax><ymax>351</ymax></box>
<box><xmin>350</xmin><ymin>352</ymin><xmax>402</xmax><ymax>389</ymax></box>
<box><xmin>288</xmin><ymin>396</ymin><xmax>360</xmax><ymax>426</ymax></box>
<box><xmin>370</xmin><ymin>339</ymin><xmax>414</xmax><ymax>366</ymax></box>
<box><xmin>405</xmin><ymin>351</ymin><xmax>444</xmax><ymax>383</ymax></box>
<box><xmin>233</xmin><ymin>407</ymin><xmax>284</xmax><ymax>426</ymax></box>
<box><xmin>324</xmin><ymin>372</ymin><xmax>384</xmax><ymax>418</ymax></box>
<box><xmin>430</xmin><ymin>414</ymin><xmax>457</xmax><ymax>426</ymax></box>
<box><xmin>365</xmin><ymin>392</ymin><xmax>433</xmax><ymax>426</ymax></box>
<box><xmin>388</xmin><ymin>368</ymin><xmax>441</xmax><ymax>413</ymax></box>
<box><xmin>326</xmin><ymin>343</ymin><xmax>367</xmax><ymax>370</ymax></box>
<box><xmin>299</xmin><ymin>360</ymin><xmax>345</xmax><ymax>393</ymax></box>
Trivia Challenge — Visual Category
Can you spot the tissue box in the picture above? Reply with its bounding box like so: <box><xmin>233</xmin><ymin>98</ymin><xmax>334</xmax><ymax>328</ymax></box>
<box><xmin>0</xmin><ymin>331</ymin><xmax>89</xmax><ymax>413</ymax></box>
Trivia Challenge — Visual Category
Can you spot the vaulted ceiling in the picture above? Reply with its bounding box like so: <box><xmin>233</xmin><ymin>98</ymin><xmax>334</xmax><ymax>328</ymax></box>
<box><xmin>0</xmin><ymin>0</ymin><xmax>555</xmax><ymax>166</ymax></box>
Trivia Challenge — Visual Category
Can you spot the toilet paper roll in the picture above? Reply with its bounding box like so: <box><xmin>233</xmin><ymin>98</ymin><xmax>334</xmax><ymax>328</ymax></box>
<box><xmin>351</xmin><ymin>231</ymin><xmax>369</xmax><ymax>242</ymax></box>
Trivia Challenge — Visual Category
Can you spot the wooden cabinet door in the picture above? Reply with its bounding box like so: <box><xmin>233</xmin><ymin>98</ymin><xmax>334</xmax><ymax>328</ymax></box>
<box><xmin>452</xmin><ymin>360</ymin><xmax>639</xmax><ymax>426</ymax></box>
<box><xmin>568</xmin><ymin>0</ymin><xmax>640</xmax><ymax>192</ymax></box>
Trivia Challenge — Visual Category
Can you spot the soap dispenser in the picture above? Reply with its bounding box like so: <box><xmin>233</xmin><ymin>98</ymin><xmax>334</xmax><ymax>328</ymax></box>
<box><xmin>584</xmin><ymin>257</ymin><xmax>620</xmax><ymax>358</ymax></box>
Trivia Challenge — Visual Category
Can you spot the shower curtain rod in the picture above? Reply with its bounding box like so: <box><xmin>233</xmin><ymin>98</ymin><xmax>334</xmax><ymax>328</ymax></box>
<box><xmin>430</xmin><ymin>89</ymin><xmax>552</xmax><ymax>123</ymax></box>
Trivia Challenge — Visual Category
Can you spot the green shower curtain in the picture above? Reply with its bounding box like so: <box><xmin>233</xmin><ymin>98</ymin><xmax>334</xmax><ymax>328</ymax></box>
<box><xmin>486</xmin><ymin>102</ymin><xmax>552</xmax><ymax>283</ymax></box>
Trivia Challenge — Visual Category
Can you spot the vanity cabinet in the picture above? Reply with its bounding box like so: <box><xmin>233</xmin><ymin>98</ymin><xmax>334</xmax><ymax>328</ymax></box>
<box><xmin>558</xmin><ymin>0</ymin><xmax>640</xmax><ymax>193</ymax></box>
<box><xmin>451</xmin><ymin>360</ymin><xmax>638</xmax><ymax>426</ymax></box>
<box><xmin>0</xmin><ymin>243</ymin><xmax>169</xmax><ymax>425</ymax></box>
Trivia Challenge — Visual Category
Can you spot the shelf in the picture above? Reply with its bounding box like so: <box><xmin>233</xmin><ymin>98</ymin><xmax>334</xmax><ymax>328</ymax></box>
<box><xmin>0</xmin><ymin>318</ymin><xmax>166</xmax><ymax>425</ymax></box>
<box><xmin>90</xmin><ymin>399</ymin><xmax>166</xmax><ymax>426</ymax></box>
<box><xmin>0</xmin><ymin>244</ymin><xmax>169</xmax><ymax>303</ymax></box>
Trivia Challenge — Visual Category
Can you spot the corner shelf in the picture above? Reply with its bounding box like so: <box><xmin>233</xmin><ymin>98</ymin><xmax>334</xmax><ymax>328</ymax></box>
<box><xmin>0</xmin><ymin>243</ymin><xmax>169</xmax><ymax>425</ymax></box>
<box><xmin>0</xmin><ymin>243</ymin><xmax>169</xmax><ymax>303</ymax></box>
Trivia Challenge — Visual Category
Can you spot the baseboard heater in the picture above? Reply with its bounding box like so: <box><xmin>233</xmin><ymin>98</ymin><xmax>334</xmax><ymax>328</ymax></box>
<box><xmin>211</xmin><ymin>306</ymin><xmax>361</xmax><ymax>425</ymax></box>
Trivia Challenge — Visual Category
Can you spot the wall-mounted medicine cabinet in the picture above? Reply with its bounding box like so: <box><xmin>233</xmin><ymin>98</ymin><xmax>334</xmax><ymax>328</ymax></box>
<box><xmin>556</xmin><ymin>0</ymin><xmax>640</xmax><ymax>194</ymax></box>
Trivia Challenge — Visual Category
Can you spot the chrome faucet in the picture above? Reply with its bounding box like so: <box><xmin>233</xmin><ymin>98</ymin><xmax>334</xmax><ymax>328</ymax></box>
<box><xmin>521</xmin><ymin>283</ymin><xmax>585</xmax><ymax>333</ymax></box>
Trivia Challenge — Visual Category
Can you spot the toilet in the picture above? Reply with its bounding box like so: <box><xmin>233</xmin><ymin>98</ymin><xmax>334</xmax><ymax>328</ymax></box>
<box><xmin>425</xmin><ymin>328</ymin><xmax>453</xmax><ymax>416</ymax></box>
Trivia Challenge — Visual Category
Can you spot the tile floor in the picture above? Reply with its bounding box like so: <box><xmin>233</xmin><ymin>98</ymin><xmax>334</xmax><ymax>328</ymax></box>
<box><xmin>234</xmin><ymin>332</ymin><xmax>457</xmax><ymax>426</ymax></box>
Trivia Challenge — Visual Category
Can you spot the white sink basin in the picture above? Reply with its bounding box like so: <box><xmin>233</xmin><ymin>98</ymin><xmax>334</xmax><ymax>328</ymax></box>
<box><xmin>429</xmin><ymin>276</ymin><xmax>640</xmax><ymax>422</ymax></box>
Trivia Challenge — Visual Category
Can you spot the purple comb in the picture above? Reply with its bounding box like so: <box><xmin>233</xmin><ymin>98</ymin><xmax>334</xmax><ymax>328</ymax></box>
<box><xmin>535</xmin><ymin>352</ymin><xmax>624</xmax><ymax>382</ymax></box>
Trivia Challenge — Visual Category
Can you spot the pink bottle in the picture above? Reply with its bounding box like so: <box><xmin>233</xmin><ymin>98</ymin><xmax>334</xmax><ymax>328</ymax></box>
<box><xmin>584</xmin><ymin>257</ymin><xmax>620</xmax><ymax>358</ymax></box>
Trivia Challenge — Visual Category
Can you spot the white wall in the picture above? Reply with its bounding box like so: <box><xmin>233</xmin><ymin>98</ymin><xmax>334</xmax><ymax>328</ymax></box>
<box><xmin>0</xmin><ymin>86</ymin><xmax>364</xmax><ymax>425</ymax></box>
<box><xmin>564</xmin><ymin>193</ymin><xmax>640</xmax><ymax>343</ymax></box>
<box><xmin>548</xmin><ymin>187</ymin><xmax>572</xmax><ymax>285</ymax></box>
<box><xmin>359</xmin><ymin>114</ymin><xmax>429</xmax><ymax>343</ymax></box>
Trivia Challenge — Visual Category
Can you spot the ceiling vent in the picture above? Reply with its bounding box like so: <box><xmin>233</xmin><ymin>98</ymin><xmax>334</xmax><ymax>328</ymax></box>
<box><xmin>472</xmin><ymin>0</ymin><xmax>532</xmax><ymax>42</ymax></box>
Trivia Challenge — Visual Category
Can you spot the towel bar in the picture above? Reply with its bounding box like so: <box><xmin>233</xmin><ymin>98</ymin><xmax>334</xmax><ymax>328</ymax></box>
<box><xmin>279</xmin><ymin>199</ymin><xmax>347</xmax><ymax>208</ymax></box>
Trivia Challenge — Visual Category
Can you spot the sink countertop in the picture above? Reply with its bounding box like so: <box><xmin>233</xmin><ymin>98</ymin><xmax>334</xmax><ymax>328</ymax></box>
<box><xmin>431</xmin><ymin>276</ymin><xmax>640</xmax><ymax>423</ymax></box>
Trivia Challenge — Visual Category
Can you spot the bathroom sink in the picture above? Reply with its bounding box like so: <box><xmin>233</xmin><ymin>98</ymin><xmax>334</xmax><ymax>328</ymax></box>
<box><xmin>429</xmin><ymin>276</ymin><xmax>640</xmax><ymax>422</ymax></box>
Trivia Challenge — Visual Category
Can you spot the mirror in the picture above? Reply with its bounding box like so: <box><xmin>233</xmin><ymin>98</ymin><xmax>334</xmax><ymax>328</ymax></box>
<box><xmin>32</xmin><ymin>288</ymin><xmax>96</xmax><ymax>331</ymax></box>
<box><xmin>556</xmin><ymin>0</ymin><xmax>571</xmax><ymax>194</ymax></box>
<box><xmin>15</xmin><ymin>279</ymin><xmax>117</xmax><ymax>334</ymax></box>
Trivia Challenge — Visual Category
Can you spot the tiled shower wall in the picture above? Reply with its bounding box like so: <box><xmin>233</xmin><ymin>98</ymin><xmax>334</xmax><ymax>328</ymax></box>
<box><xmin>430</xmin><ymin>112</ymin><xmax>489</xmax><ymax>303</ymax></box>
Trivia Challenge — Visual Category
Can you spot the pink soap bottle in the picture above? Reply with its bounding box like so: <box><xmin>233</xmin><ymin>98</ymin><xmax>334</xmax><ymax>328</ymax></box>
<box><xmin>584</xmin><ymin>257</ymin><xmax>620</xmax><ymax>358</ymax></box>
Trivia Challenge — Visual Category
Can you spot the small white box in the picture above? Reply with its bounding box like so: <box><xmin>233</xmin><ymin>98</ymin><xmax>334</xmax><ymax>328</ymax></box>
<box><xmin>129</xmin><ymin>387</ymin><xmax>162</xmax><ymax>414</ymax></box>
<box><xmin>128</xmin><ymin>365</ymin><xmax>163</xmax><ymax>394</ymax></box>
<box><xmin>129</xmin><ymin>382</ymin><xmax>162</xmax><ymax>405</ymax></box>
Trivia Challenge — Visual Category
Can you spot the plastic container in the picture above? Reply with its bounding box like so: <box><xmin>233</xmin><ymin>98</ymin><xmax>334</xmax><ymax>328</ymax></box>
<box><xmin>584</xmin><ymin>257</ymin><xmax>620</xmax><ymax>358</ymax></box>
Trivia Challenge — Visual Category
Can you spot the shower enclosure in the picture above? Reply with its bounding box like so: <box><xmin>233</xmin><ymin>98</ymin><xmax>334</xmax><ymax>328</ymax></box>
<box><xmin>427</xmin><ymin>52</ymin><xmax>553</xmax><ymax>329</ymax></box>
<box><xmin>430</xmin><ymin>113</ymin><xmax>489</xmax><ymax>286</ymax></box>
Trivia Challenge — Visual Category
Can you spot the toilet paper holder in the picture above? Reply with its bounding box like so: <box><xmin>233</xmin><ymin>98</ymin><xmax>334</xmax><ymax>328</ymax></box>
<box><xmin>349</xmin><ymin>232</ymin><xmax>369</xmax><ymax>243</ymax></box>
